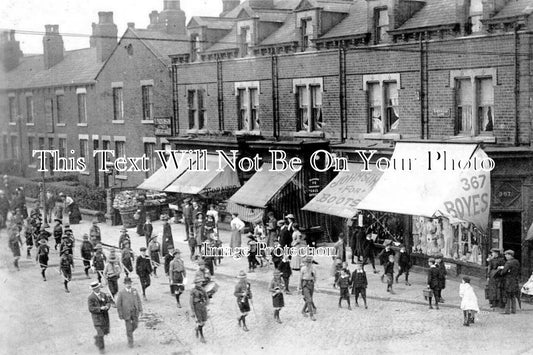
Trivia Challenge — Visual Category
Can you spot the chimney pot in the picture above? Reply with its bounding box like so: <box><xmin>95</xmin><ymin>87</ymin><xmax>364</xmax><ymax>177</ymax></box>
<box><xmin>43</xmin><ymin>24</ymin><xmax>64</xmax><ymax>69</ymax></box>
<box><xmin>98</xmin><ymin>11</ymin><xmax>114</xmax><ymax>24</ymax></box>
<box><xmin>127</xmin><ymin>22</ymin><xmax>135</xmax><ymax>29</ymax></box>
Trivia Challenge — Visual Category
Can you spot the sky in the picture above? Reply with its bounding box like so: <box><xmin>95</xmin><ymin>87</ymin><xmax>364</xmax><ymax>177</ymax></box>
<box><xmin>1</xmin><ymin>0</ymin><xmax>228</xmax><ymax>54</ymax></box>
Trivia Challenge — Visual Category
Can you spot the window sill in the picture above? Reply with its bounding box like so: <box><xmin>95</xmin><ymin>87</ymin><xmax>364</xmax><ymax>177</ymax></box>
<box><xmin>292</xmin><ymin>131</ymin><xmax>325</xmax><ymax>138</ymax></box>
<box><xmin>77</xmin><ymin>123</ymin><xmax>88</xmax><ymax>127</ymax></box>
<box><xmin>79</xmin><ymin>171</ymin><xmax>90</xmax><ymax>176</ymax></box>
<box><xmin>141</xmin><ymin>120</ymin><xmax>154</xmax><ymax>124</ymax></box>
<box><xmin>115</xmin><ymin>175</ymin><xmax>128</xmax><ymax>180</ymax></box>
<box><xmin>26</xmin><ymin>123</ymin><xmax>35</xmax><ymax>126</ymax></box>
<box><xmin>112</xmin><ymin>120</ymin><xmax>125</xmax><ymax>124</ymax></box>
<box><xmin>186</xmin><ymin>129</ymin><xmax>209</xmax><ymax>135</ymax></box>
<box><xmin>235</xmin><ymin>130</ymin><xmax>261</xmax><ymax>136</ymax></box>
<box><xmin>363</xmin><ymin>133</ymin><xmax>401</xmax><ymax>140</ymax></box>
<box><xmin>28</xmin><ymin>164</ymin><xmax>37</xmax><ymax>169</ymax></box>
<box><xmin>9</xmin><ymin>122</ymin><xmax>16</xmax><ymax>126</ymax></box>
<box><xmin>56</xmin><ymin>123</ymin><xmax>66</xmax><ymax>127</ymax></box>
<box><xmin>449</xmin><ymin>135</ymin><xmax>496</xmax><ymax>144</ymax></box>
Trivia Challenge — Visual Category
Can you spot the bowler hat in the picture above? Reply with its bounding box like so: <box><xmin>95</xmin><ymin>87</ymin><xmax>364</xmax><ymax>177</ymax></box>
<box><xmin>39</xmin><ymin>239</ymin><xmax>47</xmax><ymax>245</ymax></box>
<box><xmin>237</xmin><ymin>270</ymin><xmax>247</xmax><ymax>279</ymax></box>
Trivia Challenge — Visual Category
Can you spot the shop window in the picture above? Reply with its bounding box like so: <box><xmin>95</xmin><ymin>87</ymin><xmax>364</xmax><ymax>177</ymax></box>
<box><xmin>374</xmin><ymin>8</ymin><xmax>389</xmax><ymax>44</ymax></box>
<box><xmin>56</xmin><ymin>94</ymin><xmax>64</xmax><ymax>124</ymax></box>
<box><xmin>412</xmin><ymin>217</ymin><xmax>482</xmax><ymax>265</ymax></box>
<box><xmin>26</xmin><ymin>96</ymin><xmax>34</xmax><ymax>124</ymax></box>
<box><xmin>113</xmin><ymin>87</ymin><xmax>123</xmax><ymax>121</ymax></box>
<box><xmin>141</xmin><ymin>85</ymin><xmax>153</xmax><ymax>121</ymax></box>
<box><xmin>28</xmin><ymin>137</ymin><xmax>35</xmax><ymax>165</ymax></box>
<box><xmin>8</xmin><ymin>96</ymin><xmax>16</xmax><ymax>123</ymax></box>
<box><xmin>78</xmin><ymin>92</ymin><xmax>87</xmax><ymax>123</ymax></box>
<box><xmin>477</xmin><ymin>78</ymin><xmax>494</xmax><ymax>133</ymax></box>
<box><xmin>237</xmin><ymin>86</ymin><xmax>260</xmax><ymax>131</ymax></box>
<box><xmin>296</xmin><ymin>84</ymin><xmax>323</xmax><ymax>132</ymax></box>
<box><xmin>187</xmin><ymin>89</ymin><xmax>206</xmax><ymax>130</ymax></box>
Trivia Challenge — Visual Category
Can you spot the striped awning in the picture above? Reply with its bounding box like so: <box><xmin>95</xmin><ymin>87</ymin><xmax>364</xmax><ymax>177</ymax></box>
<box><xmin>225</xmin><ymin>200</ymin><xmax>264</xmax><ymax>223</ymax></box>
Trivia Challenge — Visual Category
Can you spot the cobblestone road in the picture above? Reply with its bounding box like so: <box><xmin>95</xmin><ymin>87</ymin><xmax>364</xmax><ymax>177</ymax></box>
<box><xmin>1</xmin><ymin>218</ymin><xmax>532</xmax><ymax>355</ymax></box>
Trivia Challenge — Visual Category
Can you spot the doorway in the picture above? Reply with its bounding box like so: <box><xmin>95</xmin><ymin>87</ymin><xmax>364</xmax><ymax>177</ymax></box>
<box><xmin>492</xmin><ymin>212</ymin><xmax>522</xmax><ymax>263</ymax></box>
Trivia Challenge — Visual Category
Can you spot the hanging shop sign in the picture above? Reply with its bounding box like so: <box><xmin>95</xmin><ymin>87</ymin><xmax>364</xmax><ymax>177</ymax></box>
<box><xmin>154</xmin><ymin>117</ymin><xmax>172</xmax><ymax>136</ymax></box>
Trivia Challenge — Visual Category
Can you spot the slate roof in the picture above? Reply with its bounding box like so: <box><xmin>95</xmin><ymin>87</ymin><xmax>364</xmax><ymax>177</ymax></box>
<box><xmin>253</xmin><ymin>10</ymin><xmax>291</xmax><ymax>22</ymax></box>
<box><xmin>319</xmin><ymin>1</ymin><xmax>369</xmax><ymax>39</ymax></box>
<box><xmin>258</xmin><ymin>18</ymin><xmax>299</xmax><ymax>45</ymax></box>
<box><xmin>203</xmin><ymin>26</ymin><xmax>239</xmax><ymax>52</ymax></box>
<box><xmin>2</xmin><ymin>47</ymin><xmax>101</xmax><ymax>90</ymax></box>
<box><xmin>132</xmin><ymin>29</ymin><xmax>190</xmax><ymax>62</ymax></box>
<box><xmin>396</xmin><ymin>0</ymin><xmax>457</xmax><ymax>31</ymax></box>
<box><xmin>492</xmin><ymin>0</ymin><xmax>533</xmax><ymax>19</ymax></box>
<box><xmin>188</xmin><ymin>16</ymin><xmax>236</xmax><ymax>29</ymax></box>
<box><xmin>223</xmin><ymin>0</ymin><xmax>301</xmax><ymax>18</ymax></box>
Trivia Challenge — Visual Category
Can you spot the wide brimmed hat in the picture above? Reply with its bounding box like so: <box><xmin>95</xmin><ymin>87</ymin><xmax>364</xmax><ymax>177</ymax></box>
<box><xmin>490</xmin><ymin>248</ymin><xmax>502</xmax><ymax>254</ymax></box>
<box><xmin>123</xmin><ymin>277</ymin><xmax>132</xmax><ymax>284</ymax></box>
<box><xmin>428</xmin><ymin>257</ymin><xmax>436</xmax><ymax>263</ymax></box>
<box><xmin>92</xmin><ymin>220</ymin><xmax>98</xmax><ymax>224</ymax></box>
<box><xmin>194</xmin><ymin>275</ymin><xmax>204</xmax><ymax>284</ymax></box>
<box><xmin>120</xmin><ymin>227</ymin><xmax>127</xmax><ymax>232</ymax></box>
<box><xmin>109</xmin><ymin>254</ymin><xmax>118</xmax><ymax>262</ymax></box>
<box><xmin>237</xmin><ymin>270</ymin><xmax>247</xmax><ymax>279</ymax></box>
<box><xmin>95</xmin><ymin>243</ymin><xmax>103</xmax><ymax>249</ymax></box>
<box><xmin>504</xmin><ymin>250</ymin><xmax>515</xmax><ymax>256</ymax></box>
<box><xmin>39</xmin><ymin>239</ymin><xmax>47</xmax><ymax>245</ymax></box>
<box><xmin>54</xmin><ymin>219</ymin><xmax>62</xmax><ymax>224</ymax></box>
<box><xmin>90</xmin><ymin>281</ymin><xmax>101</xmax><ymax>289</ymax></box>
<box><xmin>196</xmin><ymin>212</ymin><xmax>205</xmax><ymax>218</ymax></box>
<box><xmin>285</xmin><ymin>214</ymin><xmax>295</xmax><ymax>219</ymax></box>
<box><xmin>276</xmin><ymin>220</ymin><xmax>285</xmax><ymax>227</ymax></box>
<box><xmin>183</xmin><ymin>198</ymin><xmax>191</xmax><ymax>203</ymax></box>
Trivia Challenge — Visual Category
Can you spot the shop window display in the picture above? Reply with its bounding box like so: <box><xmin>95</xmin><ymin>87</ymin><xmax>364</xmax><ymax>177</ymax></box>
<box><xmin>412</xmin><ymin>216</ymin><xmax>482</xmax><ymax>265</ymax></box>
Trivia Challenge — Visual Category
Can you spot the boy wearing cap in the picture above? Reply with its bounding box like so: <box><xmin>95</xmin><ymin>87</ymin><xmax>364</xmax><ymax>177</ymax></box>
<box><xmin>92</xmin><ymin>244</ymin><xmax>107</xmax><ymax>284</ymax></box>
<box><xmin>169</xmin><ymin>251</ymin><xmax>186</xmax><ymax>307</ymax></box>
<box><xmin>53</xmin><ymin>218</ymin><xmax>63</xmax><ymax>250</ymax></box>
<box><xmin>59</xmin><ymin>248</ymin><xmax>74</xmax><ymax>293</ymax></box>
<box><xmin>116</xmin><ymin>277</ymin><xmax>143</xmax><ymax>348</ymax></box>
<box><xmin>190</xmin><ymin>275</ymin><xmax>209</xmax><ymax>343</ymax></box>
<box><xmin>278</xmin><ymin>253</ymin><xmax>292</xmax><ymax>294</ymax></box>
<box><xmin>88</xmin><ymin>281</ymin><xmax>112</xmax><ymax>354</ymax></box>
<box><xmin>336</xmin><ymin>268</ymin><xmax>352</xmax><ymax>309</ymax></box>
<box><xmin>269</xmin><ymin>269</ymin><xmax>285</xmax><ymax>323</ymax></box>
<box><xmin>36</xmin><ymin>239</ymin><xmax>50</xmax><ymax>281</ymax></box>
<box><xmin>136</xmin><ymin>247</ymin><xmax>153</xmax><ymax>300</ymax></box>
<box><xmin>351</xmin><ymin>262</ymin><xmax>368</xmax><ymax>308</ymax></box>
<box><xmin>121</xmin><ymin>241</ymin><xmax>134</xmax><ymax>277</ymax></box>
<box><xmin>118</xmin><ymin>228</ymin><xmax>131</xmax><ymax>250</ymax></box>
<box><xmin>104</xmin><ymin>252</ymin><xmax>122</xmax><ymax>299</ymax></box>
<box><xmin>90</xmin><ymin>220</ymin><xmax>101</xmax><ymax>244</ymax></box>
<box><xmin>161</xmin><ymin>215</ymin><xmax>175</xmax><ymax>256</ymax></box>
<box><xmin>148</xmin><ymin>236</ymin><xmax>161</xmax><ymax>277</ymax></box>
<box><xmin>300</xmin><ymin>256</ymin><xmax>317</xmax><ymax>321</ymax></box>
<box><xmin>396</xmin><ymin>245</ymin><xmax>412</xmax><ymax>286</ymax></box>
<box><xmin>235</xmin><ymin>270</ymin><xmax>252</xmax><ymax>331</ymax></box>
<box><xmin>81</xmin><ymin>234</ymin><xmax>94</xmax><ymax>279</ymax></box>
<box><xmin>426</xmin><ymin>258</ymin><xmax>441</xmax><ymax>310</ymax></box>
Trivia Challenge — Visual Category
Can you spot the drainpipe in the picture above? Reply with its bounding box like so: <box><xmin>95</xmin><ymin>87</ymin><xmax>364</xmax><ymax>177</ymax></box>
<box><xmin>514</xmin><ymin>26</ymin><xmax>520</xmax><ymax>146</ymax></box>
<box><xmin>419</xmin><ymin>35</ymin><xmax>425</xmax><ymax>139</ymax></box>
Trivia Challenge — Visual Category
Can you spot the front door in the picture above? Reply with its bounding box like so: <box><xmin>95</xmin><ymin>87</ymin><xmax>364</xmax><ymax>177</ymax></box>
<box><xmin>493</xmin><ymin>212</ymin><xmax>522</xmax><ymax>265</ymax></box>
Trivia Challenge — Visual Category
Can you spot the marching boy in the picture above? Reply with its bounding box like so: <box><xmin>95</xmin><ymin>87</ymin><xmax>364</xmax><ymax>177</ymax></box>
<box><xmin>336</xmin><ymin>268</ymin><xmax>352</xmax><ymax>309</ymax></box>
<box><xmin>383</xmin><ymin>254</ymin><xmax>395</xmax><ymax>294</ymax></box>
<box><xmin>351</xmin><ymin>262</ymin><xmax>368</xmax><ymax>308</ymax></box>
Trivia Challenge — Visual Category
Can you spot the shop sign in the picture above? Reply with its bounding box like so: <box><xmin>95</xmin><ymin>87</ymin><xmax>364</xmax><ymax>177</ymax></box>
<box><xmin>154</xmin><ymin>117</ymin><xmax>172</xmax><ymax>136</ymax></box>
<box><xmin>307</xmin><ymin>177</ymin><xmax>321</xmax><ymax>199</ymax></box>
<box><xmin>431</xmin><ymin>108</ymin><xmax>451</xmax><ymax>118</ymax></box>
<box><xmin>492</xmin><ymin>181</ymin><xmax>521</xmax><ymax>209</ymax></box>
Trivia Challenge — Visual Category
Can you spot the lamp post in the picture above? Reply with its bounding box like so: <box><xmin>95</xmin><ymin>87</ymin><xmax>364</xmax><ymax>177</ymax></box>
<box><xmin>39</xmin><ymin>171</ymin><xmax>49</xmax><ymax>228</ymax></box>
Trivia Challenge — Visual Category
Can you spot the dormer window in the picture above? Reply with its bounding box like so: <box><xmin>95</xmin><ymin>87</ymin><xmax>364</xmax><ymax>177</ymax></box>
<box><xmin>240</xmin><ymin>27</ymin><xmax>249</xmax><ymax>57</ymax></box>
<box><xmin>301</xmin><ymin>18</ymin><xmax>312</xmax><ymax>51</ymax></box>
<box><xmin>191</xmin><ymin>34</ymin><xmax>201</xmax><ymax>62</ymax></box>
<box><xmin>374</xmin><ymin>8</ymin><xmax>389</xmax><ymax>44</ymax></box>
<box><xmin>468</xmin><ymin>0</ymin><xmax>483</xmax><ymax>33</ymax></box>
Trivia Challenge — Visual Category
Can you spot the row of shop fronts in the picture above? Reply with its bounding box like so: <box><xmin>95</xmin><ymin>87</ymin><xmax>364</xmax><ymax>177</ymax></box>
<box><xmin>136</xmin><ymin>137</ymin><xmax>533</xmax><ymax>279</ymax></box>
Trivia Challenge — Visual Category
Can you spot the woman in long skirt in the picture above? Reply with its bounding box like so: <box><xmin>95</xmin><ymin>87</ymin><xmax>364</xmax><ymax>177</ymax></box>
<box><xmin>230</xmin><ymin>213</ymin><xmax>245</xmax><ymax>249</ymax></box>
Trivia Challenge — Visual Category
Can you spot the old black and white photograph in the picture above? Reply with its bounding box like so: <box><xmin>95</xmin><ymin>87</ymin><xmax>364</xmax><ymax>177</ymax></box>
<box><xmin>1</xmin><ymin>0</ymin><xmax>533</xmax><ymax>354</ymax></box>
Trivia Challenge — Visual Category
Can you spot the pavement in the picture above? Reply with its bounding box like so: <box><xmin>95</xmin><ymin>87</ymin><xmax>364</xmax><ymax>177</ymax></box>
<box><xmin>1</xmin><ymin>208</ymin><xmax>533</xmax><ymax>355</ymax></box>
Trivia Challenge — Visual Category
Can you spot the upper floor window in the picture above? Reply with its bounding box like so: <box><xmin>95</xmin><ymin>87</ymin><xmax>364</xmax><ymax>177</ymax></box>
<box><xmin>191</xmin><ymin>34</ymin><xmax>201</xmax><ymax>62</ymax></box>
<box><xmin>454</xmin><ymin>74</ymin><xmax>494</xmax><ymax>136</ymax></box>
<box><xmin>58</xmin><ymin>138</ymin><xmax>67</xmax><ymax>158</ymax></box>
<box><xmin>8</xmin><ymin>96</ymin><xmax>16</xmax><ymax>123</ymax></box>
<box><xmin>187</xmin><ymin>89</ymin><xmax>206</xmax><ymax>130</ymax></box>
<box><xmin>301</xmin><ymin>19</ymin><xmax>312</xmax><ymax>51</ymax></box>
<box><xmin>28</xmin><ymin>136</ymin><xmax>35</xmax><ymax>165</ymax></box>
<box><xmin>25</xmin><ymin>95</ymin><xmax>34</xmax><ymax>124</ymax></box>
<box><xmin>364</xmin><ymin>74</ymin><xmax>401</xmax><ymax>135</ymax></box>
<box><xmin>236</xmin><ymin>85</ymin><xmax>260</xmax><ymax>131</ymax></box>
<box><xmin>240</xmin><ymin>27</ymin><xmax>249</xmax><ymax>57</ymax></box>
<box><xmin>113</xmin><ymin>87</ymin><xmax>124</xmax><ymax>121</ymax></box>
<box><xmin>11</xmin><ymin>136</ymin><xmax>18</xmax><ymax>159</ymax></box>
<box><xmin>144</xmin><ymin>142</ymin><xmax>156</xmax><ymax>177</ymax></box>
<box><xmin>77</xmin><ymin>92</ymin><xmax>87</xmax><ymax>123</ymax></box>
<box><xmin>2</xmin><ymin>135</ymin><xmax>8</xmax><ymax>159</ymax></box>
<box><xmin>142</xmin><ymin>85</ymin><xmax>153</xmax><ymax>120</ymax></box>
<box><xmin>295</xmin><ymin>80</ymin><xmax>323</xmax><ymax>132</ymax></box>
<box><xmin>374</xmin><ymin>8</ymin><xmax>389</xmax><ymax>44</ymax></box>
<box><xmin>115</xmin><ymin>140</ymin><xmax>126</xmax><ymax>158</ymax></box>
<box><xmin>79</xmin><ymin>139</ymin><xmax>89</xmax><ymax>159</ymax></box>
<box><xmin>56</xmin><ymin>94</ymin><xmax>64</xmax><ymax>124</ymax></box>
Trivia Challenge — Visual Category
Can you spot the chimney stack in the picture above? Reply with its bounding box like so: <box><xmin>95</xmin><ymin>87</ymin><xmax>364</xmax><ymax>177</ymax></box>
<box><xmin>93</xmin><ymin>12</ymin><xmax>117</xmax><ymax>62</ymax></box>
<box><xmin>147</xmin><ymin>10</ymin><xmax>162</xmax><ymax>30</ymax></box>
<box><xmin>43</xmin><ymin>25</ymin><xmax>64</xmax><ymax>69</ymax></box>
<box><xmin>158</xmin><ymin>0</ymin><xmax>186</xmax><ymax>34</ymax></box>
<box><xmin>127</xmin><ymin>22</ymin><xmax>135</xmax><ymax>29</ymax></box>
<box><xmin>0</xmin><ymin>30</ymin><xmax>23</xmax><ymax>71</ymax></box>
<box><xmin>220</xmin><ymin>0</ymin><xmax>241</xmax><ymax>16</ymax></box>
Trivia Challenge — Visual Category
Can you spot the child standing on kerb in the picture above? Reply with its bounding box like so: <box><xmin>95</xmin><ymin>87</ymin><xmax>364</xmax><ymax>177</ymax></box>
<box><xmin>459</xmin><ymin>276</ymin><xmax>479</xmax><ymax>326</ymax></box>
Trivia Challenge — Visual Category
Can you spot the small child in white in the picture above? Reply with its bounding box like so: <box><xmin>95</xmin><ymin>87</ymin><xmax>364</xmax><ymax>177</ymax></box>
<box><xmin>459</xmin><ymin>276</ymin><xmax>479</xmax><ymax>326</ymax></box>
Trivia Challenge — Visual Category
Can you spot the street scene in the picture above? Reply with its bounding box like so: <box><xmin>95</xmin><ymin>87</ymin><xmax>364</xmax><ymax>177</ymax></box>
<box><xmin>2</xmin><ymin>0</ymin><xmax>533</xmax><ymax>354</ymax></box>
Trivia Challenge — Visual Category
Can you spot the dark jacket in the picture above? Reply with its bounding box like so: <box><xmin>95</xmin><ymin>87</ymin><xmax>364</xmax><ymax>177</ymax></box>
<box><xmin>378</xmin><ymin>248</ymin><xmax>395</xmax><ymax>265</ymax></box>
<box><xmin>278</xmin><ymin>260</ymin><xmax>292</xmax><ymax>278</ymax></box>
<box><xmin>398</xmin><ymin>252</ymin><xmax>411</xmax><ymax>269</ymax></box>
<box><xmin>499</xmin><ymin>258</ymin><xmax>521</xmax><ymax>293</ymax></box>
<box><xmin>92</xmin><ymin>252</ymin><xmax>106</xmax><ymax>271</ymax></box>
<box><xmin>116</xmin><ymin>287</ymin><xmax>142</xmax><ymax>320</ymax></box>
<box><xmin>384</xmin><ymin>261</ymin><xmax>394</xmax><ymax>275</ymax></box>
<box><xmin>88</xmin><ymin>292</ymin><xmax>111</xmax><ymax>327</ymax></box>
<box><xmin>135</xmin><ymin>255</ymin><xmax>153</xmax><ymax>278</ymax></box>
<box><xmin>81</xmin><ymin>241</ymin><xmax>94</xmax><ymax>260</ymax></box>
<box><xmin>361</xmin><ymin>238</ymin><xmax>375</xmax><ymax>258</ymax></box>
<box><xmin>437</xmin><ymin>262</ymin><xmax>447</xmax><ymax>289</ymax></box>
<box><xmin>164</xmin><ymin>252</ymin><xmax>174</xmax><ymax>275</ymax></box>
<box><xmin>161</xmin><ymin>223</ymin><xmax>174</xmax><ymax>256</ymax></box>
<box><xmin>279</xmin><ymin>226</ymin><xmax>292</xmax><ymax>248</ymax></box>
<box><xmin>351</xmin><ymin>270</ymin><xmax>368</xmax><ymax>290</ymax></box>
<box><xmin>336</xmin><ymin>275</ymin><xmax>351</xmax><ymax>289</ymax></box>
<box><xmin>427</xmin><ymin>266</ymin><xmax>441</xmax><ymax>289</ymax></box>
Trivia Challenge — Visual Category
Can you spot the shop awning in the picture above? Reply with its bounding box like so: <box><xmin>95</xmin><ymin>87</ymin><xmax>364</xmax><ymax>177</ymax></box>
<box><xmin>164</xmin><ymin>154</ymin><xmax>240</xmax><ymax>195</ymax></box>
<box><xmin>302</xmin><ymin>163</ymin><xmax>383</xmax><ymax>218</ymax></box>
<box><xmin>137</xmin><ymin>154</ymin><xmax>192</xmax><ymax>191</ymax></box>
<box><xmin>225</xmin><ymin>200</ymin><xmax>264</xmax><ymax>224</ymax></box>
<box><xmin>229</xmin><ymin>163</ymin><xmax>299</xmax><ymax>208</ymax></box>
<box><xmin>357</xmin><ymin>142</ymin><xmax>491</xmax><ymax>232</ymax></box>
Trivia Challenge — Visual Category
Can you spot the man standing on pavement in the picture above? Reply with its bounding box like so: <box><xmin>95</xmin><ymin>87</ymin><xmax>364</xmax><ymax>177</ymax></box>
<box><xmin>116</xmin><ymin>277</ymin><xmax>143</xmax><ymax>348</ymax></box>
<box><xmin>135</xmin><ymin>247</ymin><xmax>153</xmax><ymax>300</ymax></box>
<box><xmin>88</xmin><ymin>281</ymin><xmax>112</xmax><ymax>354</ymax></box>
<box><xmin>395</xmin><ymin>245</ymin><xmax>412</xmax><ymax>286</ymax></box>
<box><xmin>300</xmin><ymin>256</ymin><xmax>317</xmax><ymax>321</ymax></box>
<box><xmin>161</xmin><ymin>214</ymin><xmax>175</xmax><ymax>256</ymax></box>
<box><xmin>498</xmin><ymin>249</ymin><xmax>521</xmax><ymax>315</ymax></box>
<box><xmin>427</xmin><ymin>258</ymin><xmax>440</xmax><ymax>310</ymax></box>
<box><xmin>143</xmin><ymin>217</ymin><xmax>153</xmax><ymax>247</ymax></box>
<box><xmin>278</xmin><ymin>220</ymin><xmax>291</xmax><ymax>248</ymax></box>
<box><xmin>182</xmin><ymin>198</ymin><xmax>193</xmax><ymax>242</ymax></box>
